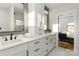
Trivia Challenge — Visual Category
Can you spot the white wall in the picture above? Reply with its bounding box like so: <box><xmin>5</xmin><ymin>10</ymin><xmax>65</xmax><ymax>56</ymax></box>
<box><xmin>0</xmin><ymin>7</ymin><xmax>10</xmax><ymax>31</ymax></box>
<box><xmin>49</xmin><ymin>5</ymin><xmax>79</xmax><ymax>32</ymax></box>
<box><xmin>49</xmin><ymin>4</ymin><xmax>79</xmax><ymax>55</ymax></box>
<box><xmin>28</xmin><ymin>3</ymin><xmax>36</xmax><ymax>35</ymax></box>
<box><xmin>9</xmin><ymin>5</ymin><xmax>15</xmax><ymax>31</ymax></box>
<box><xmin>75</xmin><ymin>9</ymin><xmax>79</xmax><ymax>55</ymax></box>
<box><xmin>59</xmin><ymin>16</ymin><xmax>74</xmax><ymax>32</ymax></box>
<box><xmin>28</xmin><ymin>3</ymin><xmax>45</xmax><ymax>35</ymax></box>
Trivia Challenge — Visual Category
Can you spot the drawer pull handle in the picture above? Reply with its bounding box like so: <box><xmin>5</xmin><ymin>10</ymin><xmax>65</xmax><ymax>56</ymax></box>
<box><xmin>46</xmin><ymin>43</ymin><xmax>48</xmax><ymax>45</ymax></box>
<box><xmin>46</xmin><ymin>38</ymin><xmax>48</xmax><ymax>39</ymax></box>
<box><xmin>50</xmin><ymin>39</ymin><xmax>52</xmax><ymax>42</ymax></box>
<box><xmin>34</xmin><ymin>48</ymin><xmax>40</xmax><ymax>52</ymax></box>
<box><xmin>34</xmin><ymin>41</ymin><xmax>39</xmax><ymax>44</ymax></box>
<box><xmin>45</xmin><ymin>49</ymin><xmax>49</xmax><ymax>52</ymax></box>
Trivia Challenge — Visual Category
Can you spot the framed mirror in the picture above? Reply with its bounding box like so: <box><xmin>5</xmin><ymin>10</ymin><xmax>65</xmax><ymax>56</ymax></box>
<box><xmin>14</xmin><ymin>3</ymin><xmax>24</xmax><ymax>31</ymax></box>
<box><xmin>0</xmin><ymin>3</ymin><xmax>24</xmax><ymax>32</ymax></box>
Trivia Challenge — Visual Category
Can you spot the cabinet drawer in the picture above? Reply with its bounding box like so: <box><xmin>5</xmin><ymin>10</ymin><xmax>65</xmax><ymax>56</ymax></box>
<box><xmin>0</xmin><ymin>43</ymin><xmax>27</xmax><ymax>56</ymax></box>
<box><xmin>28</xmin><ymin>39</ymin><xmax>41</xmax><ymax>48</ymax></box>
<box><xmin>14</xmin><ymin>50</ymin><xmax>27</xmax><ymax>56</ymax></box>
<box><xmin>45</xmin><ymin>48</ymin><xmax>49</xmax><ymax>53</ymax></box>
<box><xmin>40</xmin><ymin>38</ymin><xmax>46</xmax><ymax>43</ymax></box>
<box><xmin>51</xmin><ymin>35</ymin><xmax>56</xmax><ymax>39</ymax></box>
<box><xmin>28</xmin><ymin>47</ymin><xmax>41</xmax><ymax>56</ymax></box>
<box><xmin>28</xmin><ymin>39</ymin><xmax>44</xmax><ymax>56</ymax></box>
<box><xmin>45</xmin><ymin>37</ymin><xmax>49</xmax><ymax>40</ymax></box>
<box><xmin>41</xmin><ymin>45</ymin><xmax>50</xmax><ymax>55</ymax></box>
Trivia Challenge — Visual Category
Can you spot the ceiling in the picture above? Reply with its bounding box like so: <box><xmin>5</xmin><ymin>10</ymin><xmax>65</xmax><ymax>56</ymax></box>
<box><xmin>45</xmin><ymin>3</ymin><xmax>63</xmax><ymax>9</ymax></box>
<box><xmin>0</xmin><ymin>3</ymin><xmax>79</xmax><ymax>11</ymax></box>
<box><xmin>0</xmin><ymin>3</ymin><xmax>24</xmax><ymax>14</ymax></box>
<box><xmin>0</xmin><ymin>3</ymin><xmax>11</xmax><ymax>9</ymax></box>
<box><xmin>45</xmin><ymin>3</ymin><xmax>79</xmax><ymax>10</ymax></box>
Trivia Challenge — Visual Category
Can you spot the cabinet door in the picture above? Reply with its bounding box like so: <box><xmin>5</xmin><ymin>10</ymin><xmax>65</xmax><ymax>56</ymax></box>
<box><xmin>28</xmin><ymin>46</ymin><xmax>41</xmax><ymax>56</ymax></box>
<box><xmin>40</xmin><ymin>37</ymin><xmax>50</xmax><ymax>55</ymax></box>
<box><xmin>28</xmin><ymin>39</ymin><xmax>42</xmax><ymax>56</ymax></box>
<box><xmin>0</xmin><ymin>43</ymin><xmax>27</xmax><ymax>56</ymax></box>
<box><xmin>48</xmin><ymin>35</ymin><xmax>56</xmax><ymax>50</ymax></box>
<box><xmin>28</xmin><ymin>39</ymin><xmax>41</xmax><ymax>48</ymax></box>
<box><xmin>14</xmin><ymin>51</ymin><xmax>27</xmax><ymax>56</ymax></box>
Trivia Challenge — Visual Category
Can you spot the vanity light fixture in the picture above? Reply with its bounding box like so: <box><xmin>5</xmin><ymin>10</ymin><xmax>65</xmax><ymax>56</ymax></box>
<box><xmin>44</xmin><ymin>6</ymin><xmax>49</xmax><ymax>15</ymax></box>
<box><xmin>44</xmin><ymin>10</ymin><xmax>48</xmax><ymax>15</ymax></box>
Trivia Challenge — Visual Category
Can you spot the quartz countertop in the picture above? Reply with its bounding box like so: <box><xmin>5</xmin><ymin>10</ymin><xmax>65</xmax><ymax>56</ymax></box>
<box><xmin>0</xmin><ymin>32</ymin><xmax>56</xmax><ymax>51</ymax></box>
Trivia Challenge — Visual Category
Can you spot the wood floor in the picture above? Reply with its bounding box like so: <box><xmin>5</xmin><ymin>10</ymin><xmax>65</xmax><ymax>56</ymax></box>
<box><xmin>58</xmin><ymin>41</ymin><xmax>74</xmax><ymax>50</ymax></box>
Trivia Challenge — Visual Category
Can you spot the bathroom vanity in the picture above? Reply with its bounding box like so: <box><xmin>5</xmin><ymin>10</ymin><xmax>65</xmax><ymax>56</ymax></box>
<box><xmin>27</xmin><ymin>33</ymin><xmax>56</xmax><ymax>56</ymax></box>
<box><xmin>0</xmin><ymin>33</ymin><xmax>56</xmax><ymax>56</ymax></box>
<box><xmin>0</xmin><ymin>3</ymin><xmax>56</xmax><ymax>56</ymax></box>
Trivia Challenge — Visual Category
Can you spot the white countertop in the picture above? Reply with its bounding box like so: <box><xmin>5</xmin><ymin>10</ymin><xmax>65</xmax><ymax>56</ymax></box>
<box><xmin>0</xmin><ymin>33</ymin><xmax>56</xmax><ymax>51</ymax></box>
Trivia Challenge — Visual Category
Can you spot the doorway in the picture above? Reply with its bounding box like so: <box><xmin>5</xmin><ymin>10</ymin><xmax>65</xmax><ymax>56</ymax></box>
<box><xmin>58</xmin><ymin>15</ymin><xmax>74</xmax><ymax>50</ymax></box>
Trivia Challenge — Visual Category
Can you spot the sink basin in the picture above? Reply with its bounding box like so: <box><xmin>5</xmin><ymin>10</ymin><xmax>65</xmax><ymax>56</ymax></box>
<box><xmin>24</xmin><ymin>33</ymin><xmax>43</xmax><ymax>38</ymax></box>
<box><xmin>1</xmin><ymin>39</ymin><xmax>22</xmax><ymax>46</ymax></box>
<box><xmin>24</xmin><ymin>35</ymin><xmax>37</xmax><ymax>38</ymax></box>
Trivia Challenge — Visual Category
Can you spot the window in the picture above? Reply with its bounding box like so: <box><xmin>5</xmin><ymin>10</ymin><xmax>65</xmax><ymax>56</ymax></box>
<box><xmin>68</xmin><ymin>23</ymin><xmax>74</xmax><ymax>33</ymax></box>
<box><xmin>53</xmin><ymin>24</ymin><xmax>58</xmax><ymax>32</ymax></box>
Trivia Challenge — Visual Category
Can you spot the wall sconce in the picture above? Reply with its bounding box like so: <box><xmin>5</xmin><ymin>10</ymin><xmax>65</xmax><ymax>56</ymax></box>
<box><xmin>44</xmin><ymin>10</ymin><xmax>48</xmax><ymax>15</ymax></box>
<box><xmin>44</xmin><ymin>6</ymin><xmax>49</xmax><ymax>15</ymax></box>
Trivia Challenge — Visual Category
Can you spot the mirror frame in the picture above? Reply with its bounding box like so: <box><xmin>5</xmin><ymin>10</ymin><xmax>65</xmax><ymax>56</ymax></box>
<box><xmin>0</xmin><ymin>3</ymin><xmax>28</xmax><ymax>33</ymax></box>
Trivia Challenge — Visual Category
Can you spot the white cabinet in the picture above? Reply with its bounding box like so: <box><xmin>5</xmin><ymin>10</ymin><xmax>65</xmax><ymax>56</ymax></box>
<box><xmin>28</xmin><ymin>46</ymin><xmax>41</xmax><ymax>56</ymax></box>
<box><xmin>41</xmin><ymin>35</ymin><xmax>56</xmax><ymax>56</ymax></box>
<box><xmin>0</xmin><ymin>34</ymin><xmax>56</xmax><ymax>56</ymax></box>
<box><xmin>48</xmin><ymin>34</ymin><xmax>56</xmax><ymax>51</ymax></box>
<box><xmin>14</xmin><ymin>51</ymin><xmax>27</xmax><ymax>56</ymax></box>
<box><xmin>0</xmin><ymin>43</ymin><xmax>27</xmax><ymax>56</ymax></box>
<box><xmin>28</xmin><ymin>34</ymin><xmax>56</xmax><ymax>56</ymax></box>
<box><xmin>28</xmin><ymin>39</ymin><xmax>43</xmax><ymax>56</ymax></box>
<box><xmin>41</xmin><ymin>37</ymin><xmax>50</xmax><ymax>55</ymax></box>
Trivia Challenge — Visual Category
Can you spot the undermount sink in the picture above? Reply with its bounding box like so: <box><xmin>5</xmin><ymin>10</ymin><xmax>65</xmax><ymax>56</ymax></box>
<box><xmin>24</xmin><ymin>35</ymin><xmax>39</xmax><ymax>38</ymax></box>
<box><xmin>24</xmin><ymin>33</ymin><xmax>43</xmax><ymax>38</ymax></box>
<box><xmin>1</xmin><ymin>39</ymin><xmax>22</xmax><ymax>46</ymax></box>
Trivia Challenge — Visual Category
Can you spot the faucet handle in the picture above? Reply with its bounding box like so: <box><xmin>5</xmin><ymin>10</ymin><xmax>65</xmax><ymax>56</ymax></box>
<box><xmin>5</xmin><ymin>38</ymin><xmax>8</xmax><ymax>41</ymax></box>
<box><xmin>14</xmin><ymin>36</ymin><xmax>16</xmax><ymax>39</ymax></box>
<box><xmin>12</xmin><ymin>35</ymin><xmax>17</xmax><ymax>39</ymax></box>
<box><xmin>3</xmin><ymin>37</ymin><xmax>8</xmax><ymax>41</ymax></box>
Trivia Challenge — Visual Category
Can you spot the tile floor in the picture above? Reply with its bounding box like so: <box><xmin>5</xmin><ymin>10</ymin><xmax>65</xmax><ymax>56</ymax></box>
<box><xmin>48</xmin><ymin>47</ymin><xmax>74</xmax><ymax>56</ymax></box>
